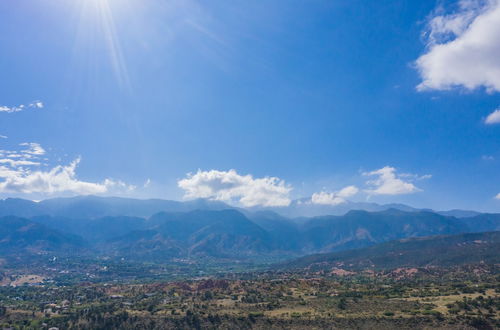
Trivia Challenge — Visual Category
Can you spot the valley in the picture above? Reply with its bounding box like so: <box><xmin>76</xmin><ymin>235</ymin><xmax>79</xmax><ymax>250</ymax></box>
<box><xmin>0</xmin><ymin>196</ymin><xmax>499</xmax><ymax>329</ymax></box>
<box><xmin>0</xmin><ymin>197</ymin><xmax>500</xmax><ymax>329</ymax></box>
<box><xmin>0</xmin><ymin>265</ymin><xmax>498</xmax><ymax>329</ymax></box>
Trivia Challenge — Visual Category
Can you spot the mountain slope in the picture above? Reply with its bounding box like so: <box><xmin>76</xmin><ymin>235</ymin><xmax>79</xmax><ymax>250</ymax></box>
<box><xmin>283</xmin><ymin>231</ymin><xmax>500</xmax><ymax>270</ymax></box>
<box><xmin>459</xmin><ymin>213</ymin><xmax>500</xmax><ymax>233</ymax></box>
<box><xmin>0</xmin><ymin>216</ymin><xmax>85</xmax><ymax>255</ymax></box>
<box><xmin>32</xmin><ymin>215</ymin><xmax>147</xmax><ymax>243</ymax></box>
<box><xmin>298</xmin><ymin>209</ymin><xmax>468</xmax><ymax>253</ymax></box>
<box><xmin>107</xmin><ymin>210</ymin><xmax>274</xmax><ymax>259</ymax></box>
<box><xmin>247</xmin><ymin>211</ymin><xmax>301</xmax><ymax>251</ymax></box>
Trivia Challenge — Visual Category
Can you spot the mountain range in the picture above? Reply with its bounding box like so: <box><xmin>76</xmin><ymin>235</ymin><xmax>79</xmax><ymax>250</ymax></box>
<box><xmin>0</xmin><ymin>195</ymin><xmax>481</xmax><ymax>219</ymax></box>
<box><xmin>0</xmin><ymin>196</ymin><xmax>499</xmax><ymax>261</ymax></box>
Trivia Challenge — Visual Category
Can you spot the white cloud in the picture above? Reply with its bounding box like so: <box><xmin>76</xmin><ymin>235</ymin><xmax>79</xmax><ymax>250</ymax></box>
<box><xmin>495</xmin><ymin>192</ymin><xmax>500</xmax><ymax>199</ymax></box>
<box><xmin>0</xmin><ymin>159</ymin><xmax>40</xmax><ymax>167</ymax></box>
<box><xmin>178</xmin><ymin>169</ymin><xmax>292</xmax><ymax>207</ymax></box>
<box><xmin>0</xmin><ymin>141</ymin><xmax>134</xmax><ymax>195</ymax></box>
<box><xmin>399</xmin><ymin>172</ymin><xmax>433</xmax><ymax>180</ymax></box>
<box><xmin>0</xmin><ymin>142</ymin><xmax>46</xmax><ymax>161</ymax></box>
<box><xmin>103</xmin><ymin>178</ymin><xmax>136</xmax><ymax>192</ymax></box>
<box><xmin>0</xmin><ymin>101</ymin><xmax>44</xmax><ymax>113</ymax></box>
<box><xmin>19</xmin><ymin>142</ymin><xmax>46</xmax><ymax>156</ymax></box>
<box><xmin>3</xmin><ymin>153</ymin><xmax>23</xmax><ymax>159</ymax></box>
<box><xmin>485</xmin><ymin>108</ymin><xmax>500</xmax><ymax>124</ymax></box>
<box><xmin>364</xmin><ymin>166</ymin><xmax>425</xmax><ymax>195</ymax></box>
<box><xmin>0</xmin><ymin>157</ymin><xmax>135</xmax><ymax>195</ymax></box>
<box><xmin>416</xmin><ymin>0</ymin><xmax>500</xmax><ymax>92</ymax></box>
<box><xmin>338</xmin><ymin>185</ymin><xmax>359</xmax><ymax>198</ymax></box>
<box><xmin>0</xmin><ymin>135</ymin><xmax>7</xmax><ymax>139</ymax></box>
<box><xmin>311</xmin><ymin>185</ymin><xmax>359</xmax><ymax>206</ymax></box>
<box><xmin>0</xmin><ymin>158</ymin><xmax>106</xmax><ymax>194</ymax></box>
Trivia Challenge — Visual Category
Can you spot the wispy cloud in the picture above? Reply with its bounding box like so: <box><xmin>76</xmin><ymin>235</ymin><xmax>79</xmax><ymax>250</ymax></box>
<box><xmin>19</xmin><ymin>142</ymin><xmax>46</xmax><ymax>156</ymax></box>
<box><xmin>0</xmin><ymin>142</ymin><xmax>46</xmax><ymax>160</ymax></box>
<box><xmin>0</xmin><ymin>101</ymin><xmax>44</xmax><ymax>113</ymax></box>
<box><xmin>416</xmin><ymin>0</ymin><xmax>500</xmax><ymax>92</ymax></box>
<box><xmin>0</xmin><ymin>159</ymin><xmax>40</xmax><ymax>167</ymax></box>
<box><xmin>178</xmin><ymin>169</ymin><xmax>292</xmax><ymax>207</ymax></box>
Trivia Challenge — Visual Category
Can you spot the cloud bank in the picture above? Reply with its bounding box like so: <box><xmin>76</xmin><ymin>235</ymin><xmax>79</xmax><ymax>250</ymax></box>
<box><xmin>178</xmin><ymin>169</ymin><xmax>292</xmax><ymax>207</ymax></box>
<box><xmin>179</xmin><ymin>166</ymin><xmax>430</xmax><ymax>207</ymax></box>
<box><xmin>416</xmin><ymin>0</ymin><xmax>500</xmax><ymax>92</ymax></box>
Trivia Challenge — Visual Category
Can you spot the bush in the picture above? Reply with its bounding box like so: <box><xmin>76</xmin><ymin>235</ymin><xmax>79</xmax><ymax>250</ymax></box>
<box><xmin>337</xmin><ymin>297</ymin><xmax>347</xmax><ymax>310</ymax></box>
<box><xmin>248</xmin><ymin>312</ymin><xmax>263</xmax><ymax>317</ymax></box>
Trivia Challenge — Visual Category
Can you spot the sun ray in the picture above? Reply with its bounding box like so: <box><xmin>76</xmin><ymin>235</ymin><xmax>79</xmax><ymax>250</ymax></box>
<box><xmin>95</xmin><ymin>0</ymin><xmax>131</xmax><ymax>90</ymax></box>
<box><xmin>71</xmin><ymin>0</ymin><xmax>131</xmax><ymax>91</ymax></box>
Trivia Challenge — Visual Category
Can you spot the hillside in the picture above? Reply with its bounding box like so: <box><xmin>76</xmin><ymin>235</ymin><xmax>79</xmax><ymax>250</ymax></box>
<box><xmin>107</xmin><ymin>210</ymin><xmax>274</xmax><ymax>259</ymax></box>
<box><xmin>298</xmin><ymin>209</ymin><xmax>469</xmax><ymax>253</ymax></box>
<box><xmin>0</xmin><ymin>216</ymin><xmax>85</xmax><ymax>255</ymax></box>
<box><xmin>283</xmin><ymin>231</ymin><xmax>500</xmax><ymax>270</ymax></box>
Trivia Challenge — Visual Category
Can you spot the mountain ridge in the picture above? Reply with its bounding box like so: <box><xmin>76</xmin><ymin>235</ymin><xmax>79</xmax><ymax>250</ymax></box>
<box><xmin>0</xmin><ymin>195</ymin><xmax>483</xmax><ymax>219</ymax></box>
<box><xmin>0</xmin><ymin>206</ymin><xmax>498</xmax><ymax>261</ymax></box>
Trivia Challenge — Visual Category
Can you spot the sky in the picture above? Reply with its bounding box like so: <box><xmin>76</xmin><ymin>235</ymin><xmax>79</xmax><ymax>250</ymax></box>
<box><xmin>1</xmin><ymin>0</ymin><xmax>500</xmax><ymax>211</ymax></box>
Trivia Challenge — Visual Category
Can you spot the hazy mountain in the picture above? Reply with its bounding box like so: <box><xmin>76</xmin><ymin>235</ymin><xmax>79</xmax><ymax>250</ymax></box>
<box><xmin>3</xmin><ymin>206</ymin><xmax>500</xmax><ymax>261</ymax></box>
<box><xmin>0</xmin><ymin>196</ymin><xmax>232</xmax><ymax>219</ymax></box>
<box><xmin>0</xmin><ymin>196</ymin><xmax>488</xmax><ymax>219</ymax></box>
<box><xmin>106</xmin><ymin>230</ymin><xmax>185</xmax><ymax>260</ymax></box>
<box><xmin>297</xmin><ymin>209</ymin><xmax>468</xmax><ymax>253</ymax></box>
<box><xmin>437</xmin><ymin>209</ymin><xmax>482</xmax><ymax>218</ymax></box>
<box><xmin>0</xmin><ymin>198</ymin><xmax>45</xmax><ymax>218</ymax></box>
<box><xmin>0</xmin><ymin>216</ymin><xmax>85</xmax><ymax>255</ymax></box>
<box><xmin>246</xmin><ymin>211</ymin><xmax>301</xmax><ymax>251</ymax></box>
<box><xmin>283</xmin><ymin>231</ymin><xmax>500</xmax><ymax>270</ymax></box>
<box><xmin>253</xmin><ymin>198</ymin><xmax>478</xmax><ymax>218</ymax></box>
<box><xmin>459</xmin><ymin>213</ymin><xmax>500</xmax><ymax>232</ymax></box>
<box><xmin>253</xmin><ymin>199</ymin><xmax>391</xmax><ymax>217</ymax></box>
<box><xmin>107</xmin><ymin>210</ymin><xmax>274</xmax><ymax>259</ymax></box>
<box><xmin>31</xmin><ymin>215</ymin><xmax>147</xmax><ymax>243</ymax></box>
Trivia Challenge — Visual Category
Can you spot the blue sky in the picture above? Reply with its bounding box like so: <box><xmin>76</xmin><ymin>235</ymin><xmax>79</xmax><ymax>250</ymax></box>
<box><xmin>1</xmin><ymin>0</ymin><xmax>500</xmax><ymax>211</ymax></box>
